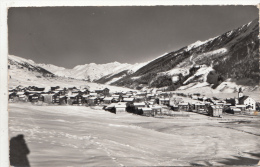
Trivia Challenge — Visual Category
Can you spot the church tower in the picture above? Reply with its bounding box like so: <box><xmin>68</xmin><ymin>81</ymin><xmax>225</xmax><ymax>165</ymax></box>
<box><xmin>238</xmin><ymin>87</ymin><xmax>243</xmax><ymax>98</ymax></box>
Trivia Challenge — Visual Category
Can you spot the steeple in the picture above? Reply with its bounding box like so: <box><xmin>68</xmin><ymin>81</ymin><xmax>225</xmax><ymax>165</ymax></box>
<box><xmin>238</xmin><ymin>87</ymin><xmax>243</xmax><ymax>98</ymax></box>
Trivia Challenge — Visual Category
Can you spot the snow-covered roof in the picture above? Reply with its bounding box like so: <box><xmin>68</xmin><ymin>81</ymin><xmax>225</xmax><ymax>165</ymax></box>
<box><xmin>68</xmin><ymin>94</ymin><xmax>78</xmax><ymax>97</ymax></box>
<box><xmin>179</xmin><ymin>103</ymin><xmax>189</xmax><ymax>105</ymax></box>
<box><xmin>123</xmin><ymin>98</ymin><xmax>134</xmax><ymax>102</ymax></box>
<box><xmin>151</xmin><ymin>106</ymin><xmax>162</xmax><ymax>109</ymax></box>
<box><xmin>115</xmin><ymin>102</ymin><xmax>126</xmax><ymax>108</ymax></box>
<box><xmin>236</xmin><ymin>104</ymin><xmax>246</xmax><ymax>107</ymax></box>
<box><xmin>133</xmin><ymin>102</ymin><xmax>146</xmax><ymax>106</ymax></box>
<box><xmin>104</xmin><ymin>97</ymin><xmax>114</xmax><ymax>101</ymax></box>
<box><xmin>106</xmin><ymin>103</ymin><xmax>116</xmax><ymax>109</ymax></box>
<box><xmin>140</xmin><ymin>108</ymin><xmax>152</xmax><ymax>111</ymax></box>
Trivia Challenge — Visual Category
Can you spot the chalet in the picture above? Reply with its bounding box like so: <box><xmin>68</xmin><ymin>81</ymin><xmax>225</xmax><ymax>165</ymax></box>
<box><xmin>133</xmin><ymin>102</ymin><xmax>146</xmax><ymax>109</ymax></box>
<box><xmin>38</xmin><ymin>95</ymin><xmax>45</xmax><ymax>102</ymax></box>
<box><xmin>112</xmin><ymin>94</ymin><xmax>120</xmax><ymax>102</ymax></box>
<box><xmin>115</xmin><ymin>102</ymin><xmax>127</xmax><ymax>113</ymax></box>
<box><xmin>103</xmin><ymin>97</ymin><xmax>114</xmax><ymax>104</ymax></box>
<box><xmin>141</xmin><ymin>107</ymin><xmax>153</xmax><ymax>116</ymax></box>
<box><xmin>52</xmin><ymin>94</ymin><xmax>61</xmax><ymax>104</ymax></box>
<box><xmin>178</xmin><ymin>102</ymin><xmax>190</xmax><ymax>111</ymax></box>
<box><xmin>89</xmin><ymin>92</ymin><xmax>98</xmax><ymax>97</ymax></box>
<box><xmin>136</xmin><ymin>92</ymin><xmax>147</xmax><ymax>97</ymax></box>
<box><xmin>132</xmin><ymin>102</ymin><xmax>146</xmax><ymax>115</ymax></box>
<box><xmin>159</xmin><ymin>98</ymin><xmax>170</xmax><ymax>106</ymax></box>
<box><xmin>56</xmin><ymin>88</ymin><xmax>66</xmax><ymax>95</ymax></box>
<box><xmin>18</xmin><ymin>94</ymin><xmax>28</xmax><ymax>102</ymax></box>
<box><xmin>97</xmin><ymin>97</ymin><xmax>103</xmax><ymax>105</ymax></box>
<box><xmin>134</xmin><ymin>96</ymin><xmax>146</xmax><ymax>103</ymax></box>
<box><xmin>16</xmin><ymin>92</ymin><xmax>28</xmax><ymax>102</ymax></box>
<box><xmin>28</xmin><ymin>93</ymin><xmax>40</xmax><ymax>102</ymax></box>
<box><xmin>69</xmin><ymin>94</ymin><xmax>84</xmax><ymax>105</ymax></box>
<box><xmin>207</xmin><ymin>104</ymin><xmax>223</xmax><ymax>117</ymax></box>
<box><xmin>87</xmin><ymin>97</ymin><xmax>98</xmax><ymax>106</ymax></box>
<box><xmin>194</xmin><ymin>103</ymin><xmax>206</xmax><ymax>113</ymax></box>
<box><xmin>104</xmin><ymin>103</ymin><xmax>116</xmax><ymax>113</ymax></box>
<box><xmin>95</xmin><ymin>88</ymin><xmax>110</xmax><ymax>96</ymax></box>
<box><xmin>123</xmin><ymin>97</ymin><xmax>135</xmax><ymax>104</ymax></box>
<box><xmin>151</xmin><ymin>105</ymin><xmax>162</xmax><ymax>115</ymax></box>
<box><xmin>42</xmin><ymin>94</ymin><xmax>55</xmax><ymax>104</ymax></box>
<box><xmin>82</xmin><ymin>95</ymin><xmax>89</xmax><ymax>103</ymax></box>
<box><xmin>147</xmin><ymin>94</ymin><xmax>155</xmax><ymax>100</ymax></box>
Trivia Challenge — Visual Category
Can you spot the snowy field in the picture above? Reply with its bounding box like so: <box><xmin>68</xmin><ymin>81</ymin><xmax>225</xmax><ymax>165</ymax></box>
<box><xmin>9</xmin><ymin>103</ymin><xmax>260</xmax><ymax>166</ymax></box>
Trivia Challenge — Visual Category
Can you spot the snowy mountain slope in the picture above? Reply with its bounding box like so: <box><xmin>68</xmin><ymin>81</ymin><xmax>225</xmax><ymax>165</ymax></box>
<box><xmin>37</xmin><ymin>63</ymin><xmax>66</xmax><ymax>74</ymax></box>
<box><xmin>54</xmin><ymin>62</ymin><xmax>147</xmax><ymax>82</ymax></box>
<box><xmin>112</xmin><ymin>19</ymin><xmax>259</xmax><ymax>92</ymax></box>
<box><xmin>95</xmin><ymin>62</ymin><xmax>148</xmax><ymax>84</ymax></box>
<box><xmin>8</xmin><ymin>55</ymin><xmax>135</xmax><ymax>92</ymax></box>
<box><xmin>8</xmin><ymin>55</ymin><xmax>54</xmax><ymax>77</ymax></box>
<box><xmin>9</xmin><ymin>54</ymin><xmax>147</xmax><ymax>85</ymax></box>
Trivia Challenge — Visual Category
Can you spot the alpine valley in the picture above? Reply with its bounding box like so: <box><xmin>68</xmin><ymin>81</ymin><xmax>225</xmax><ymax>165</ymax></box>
<box><xmin>8</xmin><ymin>19</ymin><xmax>259</xmax><ymax>95</ymax></box>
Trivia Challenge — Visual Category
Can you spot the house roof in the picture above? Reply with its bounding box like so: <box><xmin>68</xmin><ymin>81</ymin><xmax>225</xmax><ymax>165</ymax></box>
<box><xmin>115</xmin><ymin>102</ymin><xmax>126</xmax><ymax>108</ymax></box>
<box><xmin>239</xmin><ymin>96</ymin><xmax>249</xmax><ymax>104</ymax></box>
<box><xmin>133</xmin><ymin>102</ymin><xmax>146</xmax><ymax>106</ymax></box>
<box><xmin>104</xmin><ymin>97</ymin><xmax>114</xmax><ymax>101</ymax></box>
<box><xmin>123</xmin><ymin>98</ymin><xmax>134</xmax><ymax>102</ymax></box>
<box><xmin>140</xmin><ymin>107</ymin><xmax>152</xmax><ymax>111</ymax></box>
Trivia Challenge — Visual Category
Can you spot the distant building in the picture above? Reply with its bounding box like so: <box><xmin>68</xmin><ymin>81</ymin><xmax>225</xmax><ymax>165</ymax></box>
<box><xmin>239</xmin><ymin>96</ymin><xmax>256</xmax><ymax>110</ymax></box>
<box><xmin>95</xmin><ymin>88</ymin><xmax>110</xmax><ymax>96</ymax></box>
<box><xmin>237</xmin><ymin>88</ymin><xmax>256</xmax><ymax>110</ymax></box>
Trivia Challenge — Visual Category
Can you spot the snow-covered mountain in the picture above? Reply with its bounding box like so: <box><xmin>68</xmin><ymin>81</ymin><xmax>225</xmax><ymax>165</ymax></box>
<box><xmin>37</xmin><ymin>61</ymin><xmax>146</xmax><ymax>82</ymax></box>
<box><xmin>8</xmin><ymin>54</ymin><xmax>147</xmax><ymax>83</ymax></box>
<box><xmin>8</xmin><ymin>55</ymin><xmax>135</xmax><ymax>92</ymax></box>
<box><xmin>8</xmin><ymin>19</ymin><xmax>259</xmax><ymax>94</ymax></box>
<box><xmin>8</xmin><ymin>55</ymin><xmax>54</xmax><ymax>78</ymax></box>
<box><xmin>103</xmin><ymin>19</ymin><xmax>259</xmax><ymax>93</ymax></box>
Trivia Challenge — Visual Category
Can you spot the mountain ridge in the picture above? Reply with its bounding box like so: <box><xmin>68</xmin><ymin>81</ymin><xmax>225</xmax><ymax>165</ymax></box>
<box><xmin>8</xmin><ymin>19</ymin><xmax>259</xmax><ymax>94</ymax></box>
<box><xmin>100</xmin><ymin>19</ymin><xmax>259</xmax><ymax>92</ymax></box>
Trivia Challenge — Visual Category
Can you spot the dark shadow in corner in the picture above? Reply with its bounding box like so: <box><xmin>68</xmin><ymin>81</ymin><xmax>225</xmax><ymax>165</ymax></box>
<box><xmin>10</xmin><ymin>134</ymin><xmax>30</xmax><ymax>167</ymax></box>
<box><xmin>218</xmin><ymin>152</ymin><xmax>260</xmax><ymax>166</ymax></box>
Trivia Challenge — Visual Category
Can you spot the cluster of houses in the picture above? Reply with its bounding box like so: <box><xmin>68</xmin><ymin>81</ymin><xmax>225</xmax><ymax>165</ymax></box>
<box><xmin>8</xmin><ymin>85</ymin><xmax>259</xmax><ymax>117</ymax></box>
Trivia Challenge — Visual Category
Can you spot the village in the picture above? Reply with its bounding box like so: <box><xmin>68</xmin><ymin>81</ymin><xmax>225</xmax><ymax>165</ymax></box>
<box><xmin>8</xmin><ymin>85</ymin><xmax>259</xmax><ymax>118</ymax></box>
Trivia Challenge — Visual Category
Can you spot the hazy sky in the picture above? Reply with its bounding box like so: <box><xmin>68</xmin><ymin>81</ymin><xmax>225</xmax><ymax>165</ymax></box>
<box><xmin>8</xmin><ymin>6</ymin><xmax>258</xmax><ymax>68</ymax></box>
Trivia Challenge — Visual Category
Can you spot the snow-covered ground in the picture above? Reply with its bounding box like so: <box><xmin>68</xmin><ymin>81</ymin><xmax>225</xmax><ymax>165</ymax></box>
<box><xmin>9</xmin><ymin>103</ymin><xmax>260</xmax><ymax>166</ymax></box>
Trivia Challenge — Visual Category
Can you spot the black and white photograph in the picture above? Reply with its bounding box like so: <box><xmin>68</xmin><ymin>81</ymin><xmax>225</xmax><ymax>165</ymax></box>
<box><xmin>4</xmin><ymin>4</ymin><xmax>260</xmax><ymax>167</ymax></box>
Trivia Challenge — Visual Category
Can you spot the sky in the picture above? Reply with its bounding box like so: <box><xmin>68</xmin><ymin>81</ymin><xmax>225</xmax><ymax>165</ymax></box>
<box><xmin>8</xmin><ymin>6</ymin><xmax>258</xmax><ymax>68</ymax></box>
